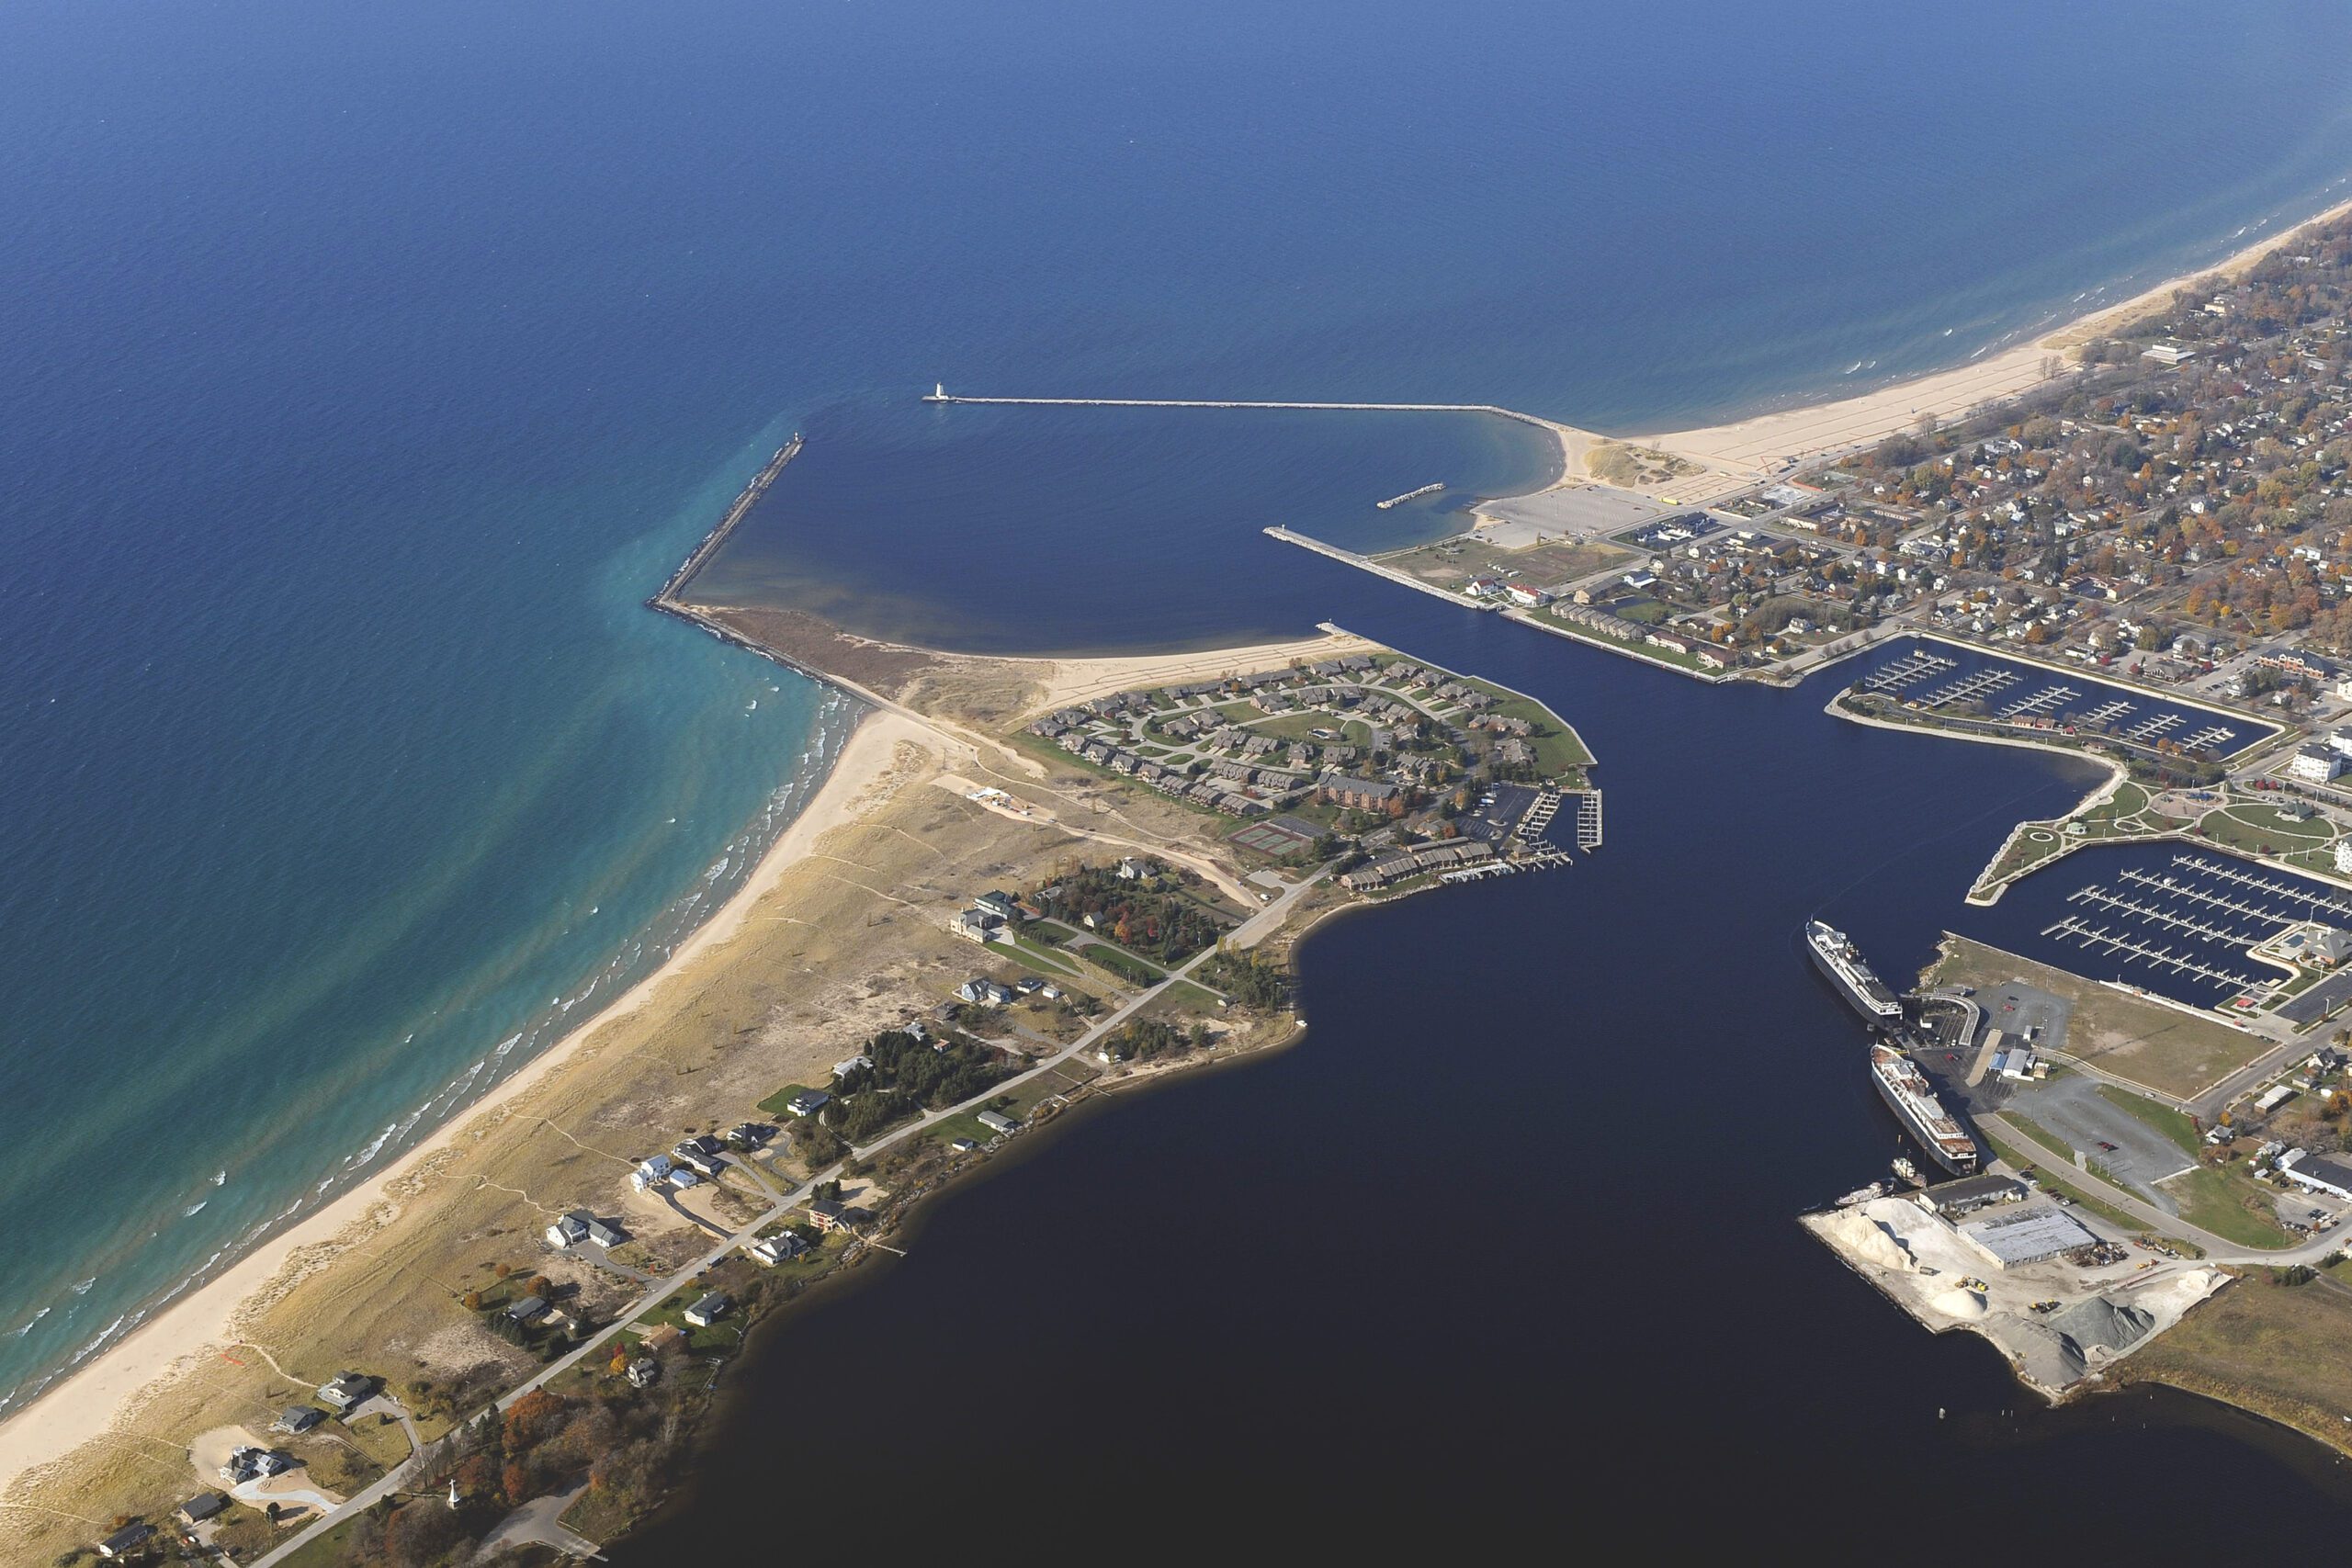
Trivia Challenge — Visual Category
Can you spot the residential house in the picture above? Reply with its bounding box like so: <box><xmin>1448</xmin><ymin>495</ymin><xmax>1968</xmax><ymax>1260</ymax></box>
<box><xmin>950</xmin><ymin>908</ymin><xmax>1006</xmax><ymax>943</ymax></box>
<box><xmin>314</xmin><ymin>1371</ymin><xmax>376</xmax><ymax>1415</ymax></box>
<box><xmin>96</xmin><ymin>1523</ymin><xmax>156</xmax><ymax>1560</ymax></box>
<box><xmin>784</xmin><ymin>1089</ymin><xmax>831</xmax><ymax>1118</ymax></box>
<box><xmin>274</xmin><ymin>1404</ymin><xmax>325</xmax><ymax>1436</ymax></box>
<box><xmin>684</xmin><ymin>1292</ymin><xmax>731</xmax><ymax>1328</ymax></box>
<box><xmin>976</xmin><ymin>1109</ymin><xmax>1021</xmax><ymax>1136</ymax></box>
<box><xmin>751</xmin><ymin>1232</ymin><xmax>809</xmax><ymax>1266</ymax></box>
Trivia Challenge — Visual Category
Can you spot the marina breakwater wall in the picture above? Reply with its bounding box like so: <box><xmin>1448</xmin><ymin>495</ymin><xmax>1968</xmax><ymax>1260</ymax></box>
<box><xmin>650</xmin><ymin>433</ymin><xmax>802</xmax><ymax>608</ymax></box>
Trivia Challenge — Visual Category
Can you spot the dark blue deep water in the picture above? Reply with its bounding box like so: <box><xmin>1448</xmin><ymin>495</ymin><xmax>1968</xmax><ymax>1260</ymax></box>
<box><xmin>9</xmin><ymin>0</ymin><xmax>2352</xmax><ymax>1512</ymax></box>
<box><xmin>622</xmin><ymin>581</ymin><xmax>2352</xmax><ymax>1560</ymax></box>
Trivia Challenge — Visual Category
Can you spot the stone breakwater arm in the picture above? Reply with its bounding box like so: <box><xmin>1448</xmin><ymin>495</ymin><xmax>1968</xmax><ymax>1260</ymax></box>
<box><xmin>650</xmin><ymin>433</ymin><xmax>802</xmax><ymax>606</ymax></box>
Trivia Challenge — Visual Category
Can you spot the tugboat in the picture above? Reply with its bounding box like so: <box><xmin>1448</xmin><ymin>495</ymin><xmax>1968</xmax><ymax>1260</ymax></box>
<box><xmin>1806</xmin><ymin>919</ymin><xmax>1903</xmax><ymax>1024</ymax></box>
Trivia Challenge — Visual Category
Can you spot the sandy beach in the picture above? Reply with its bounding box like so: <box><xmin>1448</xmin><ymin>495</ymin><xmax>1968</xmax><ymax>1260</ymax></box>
<box><xmin>1642</xmin><ymin>195</ymin><xmax>2352</xmax><ymax>478</ymax></box>
<box><xmin>0</xmin><ymin>707</ymin><xmax>933</xmax><ymax>1503</ymax></box>
<box><xmin>13</xmin><ymin>184</ymin><xmax>2352</xmax><ymax>1543</ymax></box>
<box><xmin>0</xmin><ymin>617</ymin><xmax>1367</xmax><ymax>1512</ymax></box>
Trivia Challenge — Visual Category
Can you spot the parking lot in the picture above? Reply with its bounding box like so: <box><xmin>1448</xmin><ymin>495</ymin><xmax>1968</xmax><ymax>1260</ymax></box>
<box><xmin>2001</xmin><ymin>1074</ymin><xmax>2197</xmax><ymax>1211</ymax></box>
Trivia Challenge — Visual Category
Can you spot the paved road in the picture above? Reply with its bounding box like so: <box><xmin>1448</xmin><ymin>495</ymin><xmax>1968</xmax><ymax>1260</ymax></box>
<box><xmin>476</xmin><ymin>1482</ymin><xmax>603</xmax><ymax>1562</ymax></box>
<box><xmin>1982</xmin><ymin>1111</ymin><xmax>2340</xmax><ymax>1266</ymax></box>
<box><xmin>254</xmin><ymin>867</ymin><xmax>1325</xmax><ymax>1567</ymax></box>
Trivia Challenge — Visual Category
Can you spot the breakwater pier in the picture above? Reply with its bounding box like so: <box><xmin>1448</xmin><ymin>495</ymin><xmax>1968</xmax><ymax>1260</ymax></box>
<box><xmin>921</xmin><ymin>387</ymin><xmax>1577</xmax><ymax>443</ymax></box>
<box><xmin>650</xmin><ymin>434</ymin><xmax>802</xmax><ymax>608</ymax></box>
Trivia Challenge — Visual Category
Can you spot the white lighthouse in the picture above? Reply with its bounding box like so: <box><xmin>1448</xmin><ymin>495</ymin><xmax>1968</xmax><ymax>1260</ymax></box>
<box><xmin>924</xmin><ymin>382</ymin><xmax>948</xmax><ymax>402</ymax></box>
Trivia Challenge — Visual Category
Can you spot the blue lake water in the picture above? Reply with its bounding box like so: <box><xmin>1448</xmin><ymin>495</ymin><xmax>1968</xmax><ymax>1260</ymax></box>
<box><xmin>8</xmin><ymin>0</ymin><xmax>2352</xmax><ymax>1488</ymax></box>
<box><xmin>690</xmin><ymin>399</ymin><xmax>1557</xmax><ymax>654</ymax></box>
<box><xmin>1965</xmin><ymin>841</ymin><xmax>2352</xmax><ymax>1010</ymax></box>
<box><xmin>625</xmin><ymin>568</ymin><xmax>2352</xmax><ymax>1561</ymax></box>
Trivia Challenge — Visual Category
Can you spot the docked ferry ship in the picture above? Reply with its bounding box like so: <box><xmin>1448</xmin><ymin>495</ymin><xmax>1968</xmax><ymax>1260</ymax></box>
<box><xmin>1870</xmin><ymin>1043</ymin><xmax>1979</xmax><ymax>1175</ymax></box>
<box><xmin>1806</xmin><ymin>919</ymin><xmax>1902</xmax><ymax>1024</ymax></box>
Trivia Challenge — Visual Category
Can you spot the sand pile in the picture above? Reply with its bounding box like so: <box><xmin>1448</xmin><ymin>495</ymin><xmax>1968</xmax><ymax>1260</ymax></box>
<box><xmin>1823</xmin><ymin>1209</ymin><xmax>1916</xmax><ymax>1273</ymax></box>
<box><xmin>1930</xmin><ymin>1287</ymin><xmax>1987</xmax><ymax>1319</ymax></box>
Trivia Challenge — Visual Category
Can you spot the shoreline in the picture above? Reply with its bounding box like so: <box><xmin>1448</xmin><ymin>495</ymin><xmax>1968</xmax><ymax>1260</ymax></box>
<box><xmin>16</xmin><ymin>184</ymin><xmax>2352</xmax><ymax>1551</ymax></box>
<box><xmin>0</xmin><ymin>704</ymin><xmax>918</xmax><ymax>1502</ymax></box>
<box><xmin>1638</xmin><ymin>195</ymin><xmax>2352</xmax><ymax>475</ymax></box>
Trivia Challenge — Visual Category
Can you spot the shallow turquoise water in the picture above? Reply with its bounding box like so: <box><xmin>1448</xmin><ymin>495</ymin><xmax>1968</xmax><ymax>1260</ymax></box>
<box><xmin>6</xmin><ymin>0</ymin><xmax>2352</xmax><ymax>1411</ymax></box>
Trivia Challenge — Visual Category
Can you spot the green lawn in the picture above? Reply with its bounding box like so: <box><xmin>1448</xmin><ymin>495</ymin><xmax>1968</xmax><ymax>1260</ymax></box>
<box><xmin>2096</xmin><ymin>1084</ymin><xmax>2203</xmax><ymax>1156</ymax></box>
<box><xmin>1246</xmin><ymin>710</ymin><xmax>1372</xmax><ymax>745</ymax></box>
<box><xmin>628</xmin><ymin>1289</ymin><xmax>750</xmax><ymax>1355</ymax></box>
<box><xmin>757</xmin><ymin>1083</ymin><xmax>822</xmax><ymax>1118</ymax></box>
<box><xmin>2161</xmin><ymin>1165</ymin><xmax>2297</xmax><ymax>1250</ymax></box>
<box><xmin>1071</xmin><ymin>942</ymin><xmax>1165</xmax><ymax>985</ymax></box>
<box><xmin>1142</xmin><ymin>978</ymin><xmax>1224</xmax><ymax>1017</ymax></box>
<box><xmin>2201</xmin><ymin>804</ymin><xmax>2333</xmax><ymax>856</ymax></box>
<box><xmin>1000</xmin><ymin>935</ymin><xmax>1085</xmax><ymax>978</ymax></box>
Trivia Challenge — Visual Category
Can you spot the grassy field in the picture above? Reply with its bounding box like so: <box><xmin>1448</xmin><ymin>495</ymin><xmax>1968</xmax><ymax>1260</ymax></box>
<box><xmin>2118</xmin><ymin>1274</ymin><xmax>2352</xmax><ymax>1457</ymax></box>
<box><xmin>2203</xmin><ymin>803</ymin><xmax>2334</xmax><ymax>856</ymax></box>
<box><xmin>1376</xmin><ymin>532</ymin><xmax>1630</xmax><ymax>592</ymax></box>
<box><xmin>1069</xmin><ymin>940</ymin><xmax>1165</xmax><ymax>986</ymax></box>
<box><xmin>1246</xmin><ymin>710</ymin><xmax>1374</xmax><ymax>746</ymax></box>
<box><xmin>1929</xmin><ymin>934</ymin><xmax>2273</xmax><ymax>1100</ymax></box>
<box><xmin>757</xmin><ymin>1083</ymin><xmax>823</xmax><ymax>1118</ymax></box>
<box><xmin>2160</xmin><ymin>1165</ymin><xmax>2297</xmax><ymax>1250</ymax></box>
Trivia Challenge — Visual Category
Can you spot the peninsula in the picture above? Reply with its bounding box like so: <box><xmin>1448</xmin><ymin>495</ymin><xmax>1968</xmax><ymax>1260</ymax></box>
<box><xmin>18</xmin><ymin>199</ymin><xmax>2352</xmax><ymax>1568</ymax></box>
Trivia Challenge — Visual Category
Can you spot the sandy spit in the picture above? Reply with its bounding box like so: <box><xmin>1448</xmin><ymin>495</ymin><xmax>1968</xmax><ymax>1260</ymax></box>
<box><xmin>0</xmin><ymin>709</ymin><xmax>933</xmax><ymax>1500</ymax></box>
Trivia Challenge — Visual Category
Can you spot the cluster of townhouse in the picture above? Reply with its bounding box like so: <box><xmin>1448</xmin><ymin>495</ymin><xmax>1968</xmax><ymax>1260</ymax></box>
<box><xmin>1553</xmin><ymin>601</ymin><xmax>1734</xmax><ymax>669</ymax></box>
<box><xmin>1337</xmin><ymin>837</ymin><xmax>1496</xmax><ymax>890</ymax></box>
<box><xmin>1027</xmin><ymin>655</ymin><xmax>1543</xmax><ymax>829</ymax></box>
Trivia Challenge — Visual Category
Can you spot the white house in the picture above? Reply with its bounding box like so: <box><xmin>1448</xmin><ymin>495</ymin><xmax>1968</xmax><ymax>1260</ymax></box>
<box><xmin>2290</xmin><ymin>744</ymin><xmax>2343</xmax><ymax>784</ymax></box>
<box><xmin>751</xmin><ymin>1233</ymin><xmax>809</xmax><ymax>1266</ymax></box>
<box><xmin>2335</xmin><ymin>839</ymin><xmax>2352</xmax><ymax>877</ymax></box>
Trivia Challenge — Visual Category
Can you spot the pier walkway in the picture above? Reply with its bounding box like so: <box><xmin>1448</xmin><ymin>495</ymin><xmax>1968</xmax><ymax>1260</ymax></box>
<box><xmin>925</xmin><ymin>390</ymin><xmax>1575</xmax><ymax>436</ymax></box>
